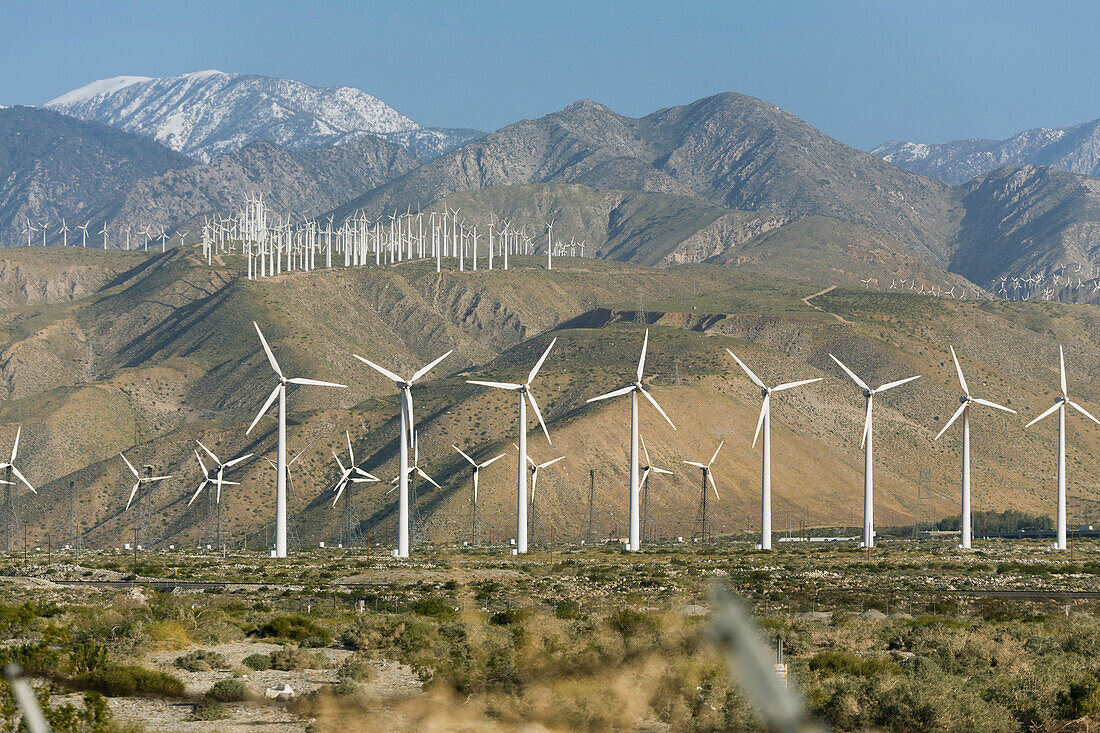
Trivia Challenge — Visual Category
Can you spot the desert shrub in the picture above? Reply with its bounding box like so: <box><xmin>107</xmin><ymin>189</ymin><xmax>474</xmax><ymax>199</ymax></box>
<box><xmin>77</xmin><ymin>665</ymin><xmax>185</xmax><ymax>697</ymax></box>
<box><xmin>270</xmin><ymin>646</ymin><xmax>328</xmax><ymax>671</ymax></box>
<box><xmin>809</xmin><ymin>650</ymin><xmax>902</xmax><ymax>678</ymax></box>
<box><xmin>489</xmin><ymin>608</ymin><xmax>531</xmax><ymax>627</ymax></box>
<box><xmin>607</xmin><ymin>608</ymin><xmax>658</xmax><ymax>638</ymax></box>
<box><xmin>206</xmin><ymin>678</ymin><xmax>249</xmax><ymax>703</ymax></box>
<box><xmin>0</xmin><ymin>642</ymin><xmax>62</xmax><ymax>677</ymax></box>
<box><xmin>409</xmin><ymin>596</ymin><xmax>457</xmax><ymax>620</ymax></box>
<box><xmin>175</xmin><ymin>649</ymin><xmax>229</xmax><ymax>672</ymax></box>
<box><xmin>191</xmin><ymin>698</ymin><xmax>228</xmax><ymax>720</ymax></box>
<box><xmin>69</xmin><ymin>640</ymin><xmax>109</xmax><ymax>674</ymax></box>
<box><xmin>554</xmin><ymin>600</ymin><xmax>580</xmax><ymax>620</ymax></box>
<box><xmin>243</xmin><ymin>653</ymin><xmax>272</xmax><ymax>671</ymax></box>
<box><xmin>336</xmin><ymin>659</ymin><xmax>376</xmax><ymax>683</ymax></box>
<box><xmin>252</xmin><ymin>614</ymin><xmax>332</xmax><ymax>645</ymax></box>
<box><xmin>299</xmin><ymin>636</ymin><xmax>327</xmax><ymax>649</ymax></box>
<box><xmin>1059</xmin><ymin>673</ymin><xmax>1100</xmax><ymax>719</ymax></box>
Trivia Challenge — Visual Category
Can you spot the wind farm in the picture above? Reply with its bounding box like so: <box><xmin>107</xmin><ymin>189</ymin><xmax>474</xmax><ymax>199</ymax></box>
<box><xmin>4</xmin><ymin>5</ymin><xmax>1100</xmax><ymax>729</ymax></box>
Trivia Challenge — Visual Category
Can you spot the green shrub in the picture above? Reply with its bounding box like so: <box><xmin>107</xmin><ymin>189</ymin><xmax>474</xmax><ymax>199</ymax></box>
<box><xmin>243</xmin><ymin>653</ymin><xmax>272</xmax><ymax>671</ymax></box>
<box><xmin>300</xmin><ymin>636</ymin><xmax>327</xmax><ymax>649</ymax></box>
<box><xmin>607</xmin><ymin>608</ymin><xmax>658</xmax><ymax>638</ymax></box>
<box><xmin>192</xmin><ymin>698</ymin><xmax>228</xmax><ymax>720</ymax></box>
<box><xmin>554</xmin><ymin>601</ymin><xmax>581</xmax><ymax>620</ymax></box>
<box><xmin>270</xmin><ymin>646</ymin><xmax>328</xmax><ymax>671</ymax></box>
<box><xmin>69</xmin><ymin>640</ymin><xmax>109</xmax><ymax>674</ymax></box>
<box><xmin>489</xmin><ymin>608</ymin><xmax>531</xmax><ymax>627</ymax></box>
<box><xmin>175</xmin><ymin>649</ymin><xmax>229</xmax><ymax>672</ymax></box>
<box><xmin>206</xmin><ymin>678</ymin><xmax>249</xmax><ymax>703</ymax></box>
<box><xmin>78</xmin><ymin>665</ymin><xmax>185</xmax><ymax>697</ymax></box>
<box><xmin>809</xmin><ymin>650</ymin><xmax>901</xmax><ymax>678</ymax></box>
<box><xmin>410</xmin><ymin>596</ymin><xmax>457</xmax><ymax>620</ymax></box>
<box><xmin>252</xmin><ymin>614</ymin><xmax>332</xmax><ymax>644</ymax></box>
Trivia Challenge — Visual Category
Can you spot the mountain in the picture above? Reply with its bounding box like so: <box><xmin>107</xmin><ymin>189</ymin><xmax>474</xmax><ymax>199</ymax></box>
<box><xmin>873</xmin><ymin>118</ymin><xmax>1100</xmax><ymax>184</ymax></box>
<box><xmin>107</xmin><ymin>135</ymin><xmax>420</xmax><ymax>235</ymax></box>
<box><xmin>332</xmin><ymin>93</ymin><xmax>961</xmax><ymax>266</ymax></box>
<box><xmin>2</xmin><ymin>247</ymin><xmax>1099</xmax><ymax>549</ymax></box>
<box><xmin>951</xmin><ymin>165</ymin><xmax>1100</xmax><ymax>289</ymax></box>
<box><xmin>0</xmin><ymin>106</ymin><xmax>193</xmax><ymax>247</ymax></box>
<box><xmin>44</xmin><ymin>70</ymin><xmax>484</xmax><ymax>162</ymax></box>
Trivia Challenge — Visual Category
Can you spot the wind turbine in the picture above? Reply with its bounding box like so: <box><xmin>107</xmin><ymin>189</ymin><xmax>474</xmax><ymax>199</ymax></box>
<box><xmin>523</xmin><ymin>448</ymin><xmax>564</xmax><ymax>542</ymax></box>
<box><xmin>59</xmin><ymin>219</ymin><xmax>69</xmax><ymax>247</ymax></box>
<box><xmin>586</xmin><ymin>330</ymin><xmax>676</xmax><ymax>551</ymax></box>
<box><xmin>829</xmin><ymin>354</ymin><xmax>920</xmax><ymax>548</ymax></box>
<box><xmin>247</xmin><ymin>322</ymin><xmax>346</xmax><ymax>557</ymax></box>
<box><xmin>0</xmin><ymin>427</ymin><xmax>35</xmax><ymax>496</ymax></box>
<box><xmin>453</xmin><ymin>445</ymin><xmax>506</xmax><ymax>545</ymax></box>
<box><xmin>353</xmin><ymin>350</ymin><xmax>451</xmax><ymax>558</ymax></box>
<box><xmin>467</xmin><ymin>338</ymin><xmax>556</xmax><ymax>554</ymax></box>
<box><xmin>1025</xmin><ymin>346</ymin><xmax>1100</xmax><ymax>550</ymax></box>
<box><xmin>78</xmin><ymin>222</ymin><xmax>89</xmax><ymax>248</ymax></box>
<box><xmin>188</xmin><ymin>441</ymin><xmax>252</xmax><ymax>506</ymax></box>
<box><xmin>933</xmin><ymin>346</ymin><xmax>1016</xmax><ymax>549</ymax></box>
<box><xmin>120</xmin><ymin>452</ymin><xmax>172</xmax><ymax>511</ymax></box>
<box><xmin>727</xmin><ymin>349</ymin><xmax>821</xmax><ymax>550</ymax></box>
<box><xmin>638</xmin><ymin>434</ymin><xmax>673</xmax><ymax>542</ymax></box>
<box><xmin>331</xmin><ymin>431</ymin><xmax>380</xmax><ymax>507</ymax></box>
<box><xmin>683</xmin><ymin>441</ymin><xmax>723</xmax><ymax>542</ymax></box>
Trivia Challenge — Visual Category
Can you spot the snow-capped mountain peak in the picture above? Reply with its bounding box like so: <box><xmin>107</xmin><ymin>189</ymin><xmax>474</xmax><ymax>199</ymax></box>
<box><xmin>43</xmin><ymin>71</ymin><xmax>482</xmax><ymax>162</ymax></box>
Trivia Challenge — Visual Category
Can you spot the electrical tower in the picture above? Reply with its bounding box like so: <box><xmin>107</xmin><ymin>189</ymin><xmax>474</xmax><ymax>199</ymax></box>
<box><xmin>67</xmin><ymin>480</ymin><xmax>76</xmax><ymax>548</ymax></box>
<box><xmin>340</xmin><ymin>483</ymin><xmax>362</xmax><ymax>547</ymax></box>
<box><xmin>586</xmin><ymin>469</ymin><xmax>596</xmax><ymax>544</ymax></box>
<box><xmin>914</xmin><ymin>467</ymin><xmax>935</xmax><ymax>537</ymax></box>
<box><xmin>690</xmin><ymin>470</ymin><xmax>710</xmax><ymax>543</ymax></box>
<box><xmin>634</xmin><ymin>289</ymin><xmax>646</xmax><ymax>324</ymax></box>
<box><xmin>641</xmin><ymin>476</ymin><xmax>653</xmax><ymax>543</ymax></box>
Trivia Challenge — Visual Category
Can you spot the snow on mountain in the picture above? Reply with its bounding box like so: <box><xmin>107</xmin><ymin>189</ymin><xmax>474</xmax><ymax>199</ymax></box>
<box><xmin>873</xmin><ymin>118</ymin><xmax>1100</xmax><ymax>184</ymax></box>
<box><xmin>44</xmin><ymin>71</ymin><xmax>481</xmax><ymax>162</ymax></box>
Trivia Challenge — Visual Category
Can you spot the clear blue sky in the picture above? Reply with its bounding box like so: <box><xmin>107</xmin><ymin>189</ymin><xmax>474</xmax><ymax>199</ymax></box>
<box><xmin>1</xmin><ymin>0</ymin><xmax>1097</xmax><ymax>150</ymax></box>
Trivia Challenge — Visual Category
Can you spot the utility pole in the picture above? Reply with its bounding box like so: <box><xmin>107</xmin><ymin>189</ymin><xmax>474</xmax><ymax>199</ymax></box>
<box><xmin>586</xmin><ymin>470</ymin><xmax>596</xmax><ymax>544</ymax></box>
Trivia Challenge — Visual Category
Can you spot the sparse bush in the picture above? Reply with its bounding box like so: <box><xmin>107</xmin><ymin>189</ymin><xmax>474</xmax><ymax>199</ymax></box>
<box><xmin>175</xmin><ymin>649</ymin><xmax>229</xmax><ymax>672</ymax></box>
<box><xmin>191</xmin><ymin>697</ymin><xmax>228</xmax><ymax>720</ymax></box>
<box><xmin>243</xmin><ymin>653</ymin><xmax>272</xmax><ymax>671</ymax></box>
<box><xmin>252</xmin><ymin>614</ymin><xmax>332</xmax><ymax>645</ymax></box>
<box><xmin>299</xmin><ymin>636</ymin><xmax>327</xmax><ymax>649</ymax></box>
<box><xmin>809</xmin><ymin>650</ymin><xmax>902</xmax><ymax>678</ymax></box>
<box><xmin>270</xmin><ymin>646</ymin><xmax>328</xmax><ymax>671</ymax></box>
<box><xmin>206</xmin><ymin>678</ymin><xmax>249</xmax><ymax>703</ymax></box>
<box><xmin>77</xmin><ymin>664</ymin><xmax>185</xmax><ymax>697</ymax></box>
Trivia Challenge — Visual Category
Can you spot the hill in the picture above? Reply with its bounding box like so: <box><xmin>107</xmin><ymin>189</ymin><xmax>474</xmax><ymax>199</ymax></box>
<box><xmin>0</xmin><ymin>106</ymin><xmax>193</xmax><ymax>246</ymax></box>
<box><xmin>0</xmin><ymin>248</ymin><xmax>1097</xmax><ymax>552</ymax></box>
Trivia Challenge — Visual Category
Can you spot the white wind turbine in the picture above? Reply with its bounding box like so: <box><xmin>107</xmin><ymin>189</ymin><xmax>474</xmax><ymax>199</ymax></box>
<box><xmin>247</xmin><ymin>322</ymin><xmax>346</xmax><ymax>557</ymax></box>
<box><xmin>1025</xmin><ymin>346</ymin><xmax>1100</xmax><ymax>550</ymax></box>
<box><xmin>467</xmin><ymin>338</ymin><xmax>556</xmax><ymax>554</ymax></box>
<box><xmin>353</xmin><ymin>350</ymin><xmax>452</xmax><ymax>558</ymax></box>
<box><xmin>120</xmin><ymin>452</ymin><xmax>172</xmax><ymax>510</ymax></box>
<box><xmin>386</xmin><ymin>433</ymin><xmax>440</xmax><ymax>549</ymax></box>
<box><xmin>829</xmin><ymin>354</ymin><xmax>920</xmax><ymax>548</ymax></box>
<box><xmin>586</xmin><ymin>330</ymin><xmax>676</xmax><ymax>551</ymax></box>
<box><xmin>78</xmin><ymin>222</ymin><xmax>89</xmax><ymax>248</ymax></box>
<box><xmin>683</xmin><ymin>441</ymin><xmax>723</xmax><ymax>541</ymax></box>
<box><xmin>188</xmin><ymin>440</ymin><xmax>253</xmax><ymax>506</ymax></box>
<box><xmin>0</xmin><ymin>427</ymin><xmax>35</xmax><ymax>496</ymax></box>
<box><xmin>331</xmin><ymin>431</ymin><xmax>380</xmax><ymax>507</ymax></box>
<box><xmin>453</xmin><ymin>445</ymin><xmax>506</xmax><ymax>545</ymax></box>
<box><xmin>727</xmin><ymin>349</ymin><xmax>821</xmax><ymax>550</ymax></box>
<box><xmin>934</xmin><ymin>346</ymin><xmax>1016</xmax><ymax>549</ymax></box>
<box><xmin>639</xmin><ymin>434</ymin><xmax>673</xmax><ymax>495</ymax></box>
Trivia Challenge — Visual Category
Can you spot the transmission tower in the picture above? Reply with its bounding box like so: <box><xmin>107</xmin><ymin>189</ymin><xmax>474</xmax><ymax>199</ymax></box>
<box><xmin>409</xmin><ymin>475</ymin><xmax>426</xmax><ymax>547</ymax></box>
<box><xmin>641</xmin><ymin>476</ymin><xmax>652</xmax><ymax>543</ymax></box>
<box><xmin>66</xmin><ymin>480</ymin><xmax>76</xmax><ymax>547</ymax></box>
<box><xmin>914</xmin><ymin>467</ymin><xmax>935</xmax><ymax>537</ymax></box>
<box><xmin>634</xmin><ymin>289</ymin><xmax>646</xmax><ymax>324</ymax></box>
<box><xmin>339</xmin><ymin>483</ymin><xmax>362</xmax><ymax>547</ymax></box>
<box><xmin>690</xmin><ymin>470</ymin><xmax>710</xmax><ymax>543</ymax></box>
<box><xmin>586</xmin><ymin>470</ymin><xmax>596</xmax><ymax>543</ymax></box>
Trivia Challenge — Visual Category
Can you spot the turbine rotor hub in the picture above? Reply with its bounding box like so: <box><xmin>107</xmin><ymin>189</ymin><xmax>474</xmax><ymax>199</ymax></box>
<box><xmin>960</xmin><ymin>395</ymin><xmax>969</xmax><ymax>404</ymax></box>
<box><xmin>862</xmin><ymin>389</ymin><xmax>872</xmax><ymax>398</ymax></box>
<box><xmin>761</xmin><ymin>388</ymin><xmax>769</xmax><ymax>398</ymax></box>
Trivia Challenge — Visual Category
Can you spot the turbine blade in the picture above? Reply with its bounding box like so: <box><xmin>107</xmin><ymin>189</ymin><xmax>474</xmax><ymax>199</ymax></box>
<box><xmin>287</xmin><ymin>377</ymin><xmax>346</xmax><ymax>389</ymax></box>
<box><xmin>453</xmin><ymin>445</ymin><xmax>477</xmax><ymax>466</ymax></box>
<box><xmin>935</xmin><ymin>402</ymin><xmax>968</xmax><ymax>441</ymax></box>
<box><xmin>861</xmin><ymin>395</ymin><xmax>872</xmax><ymax>450</ymax></box>
<box><xmin>405</xmin><ymin>390</ymin><xmax>415</xmax><ymax>447</ymax></box>
<box><xmin>410</xmin><ymin>350</ymin><xmax>453</xmax><ymax>383</ymax></box>
<box><xmin>682</xmin><ymin>460</ymin><xmax>707</xmax><ymax>468</ymax></box>
<box><xmin>708</xmin><ymin>471</ymin><xmax>720</xmax><ymax>500</ymax></box>
<box><xmin>829</xmin><ymin>354</ymin><xmax>869</xmax><ymax>391</ymax></box>
<box><xmin>726</xmin><ymin>349</ymin><xmax>765</xmax><ymax>389</ymax></box>
<box><xmin>1068</xmin><ymin>400</ymin><xmax>1100</xmax><ymax>427</ymax></box>
<box><xmin>147</xmin><ymin>475</ymin><xmax>172</xmax><ymax>482</ymax></box>
<box><xmin>188</xmin><ymin>480</ymin><xmax>208</xmax><ymax>507</ymax></box>
<box><xmin>332</xmin><ymin>479</ymin><xmax>347</xmax><ymax>507</ymax></box>
<box><xmin>538</xmin><ymin>456</ymin><xmax>565</xmax><ymax>469</ymax></box>
<box><xmin>640</xmin><ymin>433</ymin><xmax>652</xmax><ymax>466</ymax></box>
<box><xmin>972</xmin><ymin>397</ymin><xmax>1016</xmax><ymax>414</ymax></box>
<box><xmin>530</xmin><ymin>470</ymin><xmax>537</xmax><ymax>499</ymax></box>
<box><xmin>346</xmin><ymin>431</ymin><xmax>355</xmax><ymax>465</ymax></box>
<box><xmin>1060</xmin><ymin>345</ymin><xmax>1067</xmax><ymax>398</ymax></box>
<box><xmin>119</xmin><ymin>452</ymin><xmax>139</xmax><ymax>478</ymax></box>
<box><xmin>353</xmin><ymin>468</ymin><xmax>380</xmax><ymax>482</ymax></box>
<box><xmin>194</xmin><ymin>450</ymin><xmax>208</xmax><ymax>477</ymax></box>
<box><xmin>639</xmin><ymin>387</ymin><xmax>676</xmax><ymax>429</ymax></box>
<box><xmin>1026</xmin><ymin>401</ymin><xmax>1062</xmax><ymax>427</ymax></box>
<box><xmin>254</xmin><ymin>322</ymin><xmax>283</xmax><ymax>378</ymax></box>
<box><xmin>473</xmin><ymin>471</ymin><xmax>479</xmax><ymax>504</ymax></box>
<box><xmin>467</xmin><ymin>380</ymin><xmax>523</xmax><ymax>390</ymax></box>
<box><xmin>637</xmin><ymin>329</ymin><xmax>649</xmax><ymax>382</ymax></box>
<box><xmin>949</xmin><ymin>346</ymin><xmax>969</xmax><ymax>395</ymax></box>
<box><xmin>416</xmin><ymin>467</ymin><xmax>441</xmax><ymax>489</ymax></box>
<box><xmin>10</xmin><ymin>426</ymin><xmax>19</xmax><ymax>464</ymax></box>
<box><xmin>651</xmin><ymin>467</ymin><xmax>673</xmax><ymax>475</ymax></box>
<box><xmin>223</xmin><ymin>453</ymin><xmax>252</xmax><ymax>468</ymax></box>
<box><xmin>752</xmin><ymin>395</ymin><xmax>769</xmax><ymax>448</ymax></box>
<box><xmin>771</xmin><ymin>377</ymin><xmax>823</xmax><ymax>392</ymax></box>
<box><xmin>586</xmin><ymin>385</ymin><xmax>634</xmax><ymax>403</ymax></box>
<box><xmin>709</xmin><ymin>441</ymin><xmax>724</xmax><ymax>467</ymax></box>
<box><xmin>639</xmin><ymin>467</ymin><xmax>651</xmax><ymax>490</ymax></box>
<box><xmin>527</xmin><ymin>391</ymin><xmax>551</xmax><ymax>445</ymax></box>
<box><xmin>125</xmin><ymin>481</ymin><xmax>140</xmax><ymax>510</ymax></box>
<box><xmin>195</xmin><ymin>439</ymin><xmax>219</xmax><ymax>466</ymax></box>
<box><xmin>247</xmin><ymin>384</ymin><xmax>282</xmax><ymax>435</ymax></box>
<box><xmin>352</xmin><ymin>354</ymin><xmax>403</xmax><ymax>383</ymax></box>
<box><xmin>876</xmin><ymin>375</ymin><xmax>921</xmax><ymax>392</ymax></box>
<box><xmin>479</xmin><ymin>453</ymin><xmax>507</xmax><ymax>468</ymax></box>
<box><xmin>333</xmin><ymin>451</ymin><xmax>346</xmax><ymax>473</ymax></box>
<box><xmin>528</xmin><ymin>337</ymin><xmax>557</xmax><ymax>384</ymax></box>
<box><xmin>9</xmin><ymin>465</ymin><xmax>33</xmax><ymax>494</ymax></box>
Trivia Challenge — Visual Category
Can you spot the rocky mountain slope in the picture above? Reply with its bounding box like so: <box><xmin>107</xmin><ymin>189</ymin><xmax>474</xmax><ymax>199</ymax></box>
<box><xmin>873</xmin><ymin>117</ymin><xmax>1100</xmax><ymax>184</ymax></box>
<box><xmin>45</xmin><ymin>70</ymin><xmax>483</xmax><ymax>162</ymax></box>
<box><xmin>0</xmin><ymin>106</ymin><xmax>194</xmax><ymax>247</ymax></box>
<box><xmin>1</xmin><ymin>247</ymin><xmax>1098</xmax><ymax>550</ymax></box>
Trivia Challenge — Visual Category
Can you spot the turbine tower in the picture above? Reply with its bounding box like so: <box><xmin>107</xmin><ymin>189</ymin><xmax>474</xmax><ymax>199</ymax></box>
<box><xmin>1025</xmin><ymin>346</ymin><xmax>1100</xmax><ymax>550</ymax></box>
<box><xmin>829</xmin><ymin>354</ymin><xmax>920</xmax><ymax>548</ymax></box>
<box><xmin>586</xmin><ymin>330</ymin><xmax>676</xmax><ymax>551</ymax></box>
<box><xmin>454</xmin><ymin>445</ymin><xmax>506</xmax><ymax>545</ymax></box>
<box><xmin>247</xmin><ymin>322</ymin><xmax>346</xmax><ymax>558</ymax></box>
<box><xmin>933</xmin><ymin>346</ymin><xmax>1016</xmax><ymax>549</ymax></box>
<box><xmin>727</xmin><ymin>349</ymin><xmax>821</xmax><ymax>550</ymax></box>
<box><xmin>0</xmin><ymin>428</ymin><xmax>34</xmax><ymax>552</ymax></box>
<box><xmin>467</xmin><ymin>338</ymin><xmax>556</xmax><ymax>554</ymax></box>
<box><xmin>353</xmin><ymin>351</ymin><xmax>451</xmax><ymax>558</ymax></box>
<box><xmin>639</xmin><ymin>434</ymin><xmax>672</xmax><ymax>542</ymax></box>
